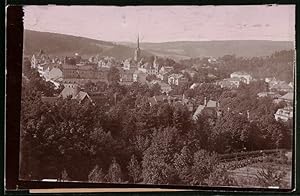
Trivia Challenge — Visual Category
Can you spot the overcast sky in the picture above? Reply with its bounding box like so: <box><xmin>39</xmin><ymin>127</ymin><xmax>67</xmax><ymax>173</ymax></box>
<box><xmin>24</xmin><ymin>5</ymin><xmax>295</xmax><ymax>43</ymax></box>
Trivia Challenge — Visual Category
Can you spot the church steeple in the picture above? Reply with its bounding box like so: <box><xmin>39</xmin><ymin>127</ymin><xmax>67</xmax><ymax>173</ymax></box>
<box><xmin>134</xmin><ymin>34</ymin><xmax>141</xmax><ymax>62</ymax></box>
<box><xmin>137</xmin><ymin>34</ymin><xmax>140</xmax><ymax>49</ymax></box>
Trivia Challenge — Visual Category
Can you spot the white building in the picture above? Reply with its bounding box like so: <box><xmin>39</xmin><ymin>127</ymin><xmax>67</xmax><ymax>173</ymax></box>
<box><xmin>274</xmin><ymin>106</ymin><xmax>293</xmax><ymax>122</ymax></box>
<box><xmin>168</xmin><ymin>74</ymin><xmax>188</xmax><ymax>86</ymax></box>
<box><xmin>123</xmin><ymin>58</ymin><xmax>132</xmax><ymax>70</ymax></box>
<box><xmin>230</xmin><ymin>72</ymin><xmax>253</xmax><ymax>84</ymax></box>
<box><xmin>217</xmin><ymin>77</ymin><xmax>242</xmax><ymax>89</ymax></box>
<box><xmin>48</xmin><ymin>67</ymin><xmax>63</xmax><ymax>81</ymax></box>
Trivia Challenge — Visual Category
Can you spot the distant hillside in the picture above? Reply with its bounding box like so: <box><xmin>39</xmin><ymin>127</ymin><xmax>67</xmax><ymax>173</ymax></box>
<box><xmin>23</xmin><ymin>30</ymin><xmax>152</xmax><ymax>60</ymax></box>
<box><xmin>122</xmin><ymin>40</ymin><xmax>294</xmax><ymax>59</ymax></box>
<box><xmin>24</xmin><ymin>30</ymin><xmax>294</xmax><ymax>61</ymax></box>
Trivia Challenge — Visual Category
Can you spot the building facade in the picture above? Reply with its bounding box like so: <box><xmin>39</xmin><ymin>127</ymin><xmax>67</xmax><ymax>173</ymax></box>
<box><xmin>230</xmin><ymin>72</ymin><xmax>253</xmax><ymax>84</ymax></box>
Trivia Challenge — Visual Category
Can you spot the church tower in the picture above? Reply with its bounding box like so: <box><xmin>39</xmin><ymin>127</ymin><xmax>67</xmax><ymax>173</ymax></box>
<box><xmin>134</xmin><ymin>35</ymin><xmax>141</xmax><ymax>62</ymax></box>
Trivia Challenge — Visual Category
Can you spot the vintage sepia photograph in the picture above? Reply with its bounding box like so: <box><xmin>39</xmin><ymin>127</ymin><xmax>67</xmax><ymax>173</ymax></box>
<box><xmin>19</xmin><ymin>5</ymin><xmax>295</xmax><ymax>189</ymax></box>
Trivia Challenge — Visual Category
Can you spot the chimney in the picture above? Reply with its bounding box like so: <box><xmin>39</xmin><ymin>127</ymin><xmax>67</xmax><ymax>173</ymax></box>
<box><xmin>114</xmin><ymin>92</ymin><xmax>117</xmax><ymax>105</ymax></box>
<box><xmin>204</xmin><ymin>97</ymin><xmax>207</xmax><ymax>106</ymax></box>
<box><xmin>247</xmin><ymin>110</ymin><xmax>250</xmax><ymax>120</ymax></box>
<box><xmin>217</xmin><ymin>110</ymin><xmax>222</xmax><ymax>118</ymax></box>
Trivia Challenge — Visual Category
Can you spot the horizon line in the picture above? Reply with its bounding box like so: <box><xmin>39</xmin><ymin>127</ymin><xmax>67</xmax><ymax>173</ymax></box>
<box><xmin>24</xmin><ymin>29</ymin><xmax>295</xmax><ymax>44</ymax></box>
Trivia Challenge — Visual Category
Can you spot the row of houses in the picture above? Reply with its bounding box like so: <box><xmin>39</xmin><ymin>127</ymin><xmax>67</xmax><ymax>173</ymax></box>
<box><xmin>265</xmin><ymin>77</ymin><xmax>293</xmax><ymax>92</ymax></box>
<box><xmin>217</xmin><ymin>71</ymin><xmax>253</xmax><ymax>89</ymax></box>
<box><xmin>256</xmin><ymin>90</ymin><xmax>293</xmax><ymax>122</ymax></box>
<box><xmin>120</xmin><ymin>56</ymin><xmax>189</xmax><ymax>87</ymax></box>
<box><xmin>41</xmin><ymin>85</ymin><xmax>93</xmax><ymax>105</ymax></box>
<box><xmin>29</xmin><ymin>49</ymin><xmax>294</xmax><ymax>124</ymax></box>
<box><xmin>30</xmin><ymin>46</ymin><xmax>191</xmax><ymax>97</ymax></box>
<box><xmin>273</xmin><ymin>92</ymin><xmax>293</xmax><ymax>122</ymax></box>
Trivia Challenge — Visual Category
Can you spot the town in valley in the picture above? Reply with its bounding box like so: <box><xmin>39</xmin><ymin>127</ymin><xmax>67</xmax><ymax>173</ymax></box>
<box><xmin>20</xmin><ymin>5</ymin><xmax>295</xmax><ymax>189</ymax></box>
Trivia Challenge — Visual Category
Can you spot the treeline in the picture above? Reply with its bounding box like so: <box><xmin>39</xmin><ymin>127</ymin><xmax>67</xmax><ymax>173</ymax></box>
<box><xmin>20</xmin><ymin>65</ymin><xmax>292</xmax><ymax>186</ymax></box>
<box><xmin>180</xmin><ymin>50</ymin><xmax>295</xmax><ymax>82</ymax></box>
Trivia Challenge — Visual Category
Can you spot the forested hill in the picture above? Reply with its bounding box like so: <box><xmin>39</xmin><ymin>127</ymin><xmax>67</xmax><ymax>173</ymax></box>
<box><xmin>23</xmin><ymin>30</ymin><xmax>152</xmax><ymax>60</ymax></box>
<box><xmin>121</xmin><ymin>40</ymin><xmax>294</xmax><ymax>59</ymax></box>
<box><xmin>24</xmin><ymin>30</ymin><xmax>294</xmax><ymax>60</ymax></box>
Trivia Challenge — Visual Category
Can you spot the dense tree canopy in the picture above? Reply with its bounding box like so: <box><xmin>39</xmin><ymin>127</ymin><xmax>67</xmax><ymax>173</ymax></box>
<box><xmin>20</xmin><ymin>50</ymin><xmax>293</xmax><ymax>186</ymax></box>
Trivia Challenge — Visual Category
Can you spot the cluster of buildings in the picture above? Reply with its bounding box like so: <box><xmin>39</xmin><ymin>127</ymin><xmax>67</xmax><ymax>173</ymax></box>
<box><xmin>28</xmin><ymin>36</ymin><xmax>190</xmax><ymax>105</ymax></box>
<box><xmin>273</xmin><ymin>92</ymin><xmax>294</xmax><ymax>122</ymax></box>
<box><xmin>256</xmin><ymin>78</ymin><xmax>294</xmax><ymax>122</ymax></box>
<box><xmin>214</xmin><ymin>70</ymin><xmax>294</xmax><ymax>122</ymax></box>
<box><xmin>28</xmin><ymin>37</ymin><xmax>294</xmax><ymax>124</ymax></box>
<box><xmin>256</xmin><ymin>90</ymin><xmax>293</xmax><ymax>122</ymax></box>
<box><xmin>117</xmin><ymin>37</ymin><xmax>190</xmax><ymax>88</ymax></box>
<box><xmin>216</xmin><ymin>71</ymin><xmax>253</xmax><ymax>89</ymax></box>
<box><xmin>265</xmin><ymin>77</ymin><xmax>293</xmax><ymax>93</ymax></box>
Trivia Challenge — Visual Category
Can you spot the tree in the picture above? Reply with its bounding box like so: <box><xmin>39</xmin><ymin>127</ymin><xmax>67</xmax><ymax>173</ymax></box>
<box><xmin>25</xmin><ymin>68</ymin><xmax>58</xmax><ymax>96</ymax></box>
<box><xmin>146</xmin><ymin>74</ymin><xmax>157</xmax><ymax>82</ymax></box>
<box><xmin>106</xmin><ymin>158</ymin><xmax>122</xmax><ymax>183</ymax></box>
<box><xmin>173</xmin><ymin>146</ymin><xmax>193</xmax><ymax>184</ymax></box>
<box><xmin>107</xmin><ymin>66</ymin><xmax>120</xmax><ymax>84</ymax></box>
<box><xmin>96</xmin><ymin>81</ymin><xmax>108</xmax><ymax>92</ymax></box>
<box><xmin>83</xmin><ymin>80</ymin><xmax>96</xmax><ymax>93</ymax></box>
<box><xmin>61</xmin><ymin>169</ymin><xmax>70</xmax><ymax>182</ymax></box>
<box><xmin>172</xmin><ymin>103</ymin><xmax>192</xmax><ymax>133</ymax></box>
<box><xmin>189</xmin><ymin>113</ymin><xmax>212</xmax><ymax>151</ymax></box>
<box><xmin>127</xmin><ymin>154</ymin><xmax>142</xmax><ymax>183</ymax></box>
<box><xmin>88</xmin><ymin>165</ymin><xmax>106</xmax><ymax>183</ymax></box>
<box><xmin>150</xmin><ymin>83</ymin><xmax>162</xmax><ymax>96</ymax></box>
<box><xmin>207</xmin><ymin>166</ymin><xmax>236</xmax><ymax>186</ymax></box>
<box><xmin>23</xmin><ymin>57</ymin><xmax>32</xmax><ymax>75</ymax></box>
<box><xmin>142</xmin><ymin>127</ymin><xmax>179</xmax><ymax>184</ymax></box>
<box><xmin>157</xmin><ymin>103</ymin><xmax>173</xmax><ymax>127</ymax></box>
<box><xmin>255</xmin><ymin>164</ymin><xmax>288</xmax><ymax>188</ymax></box>
<box><xmin>211</xmin><ymin>113</ymin><xmax>251</xmax><ymax>153</ymax></box>
<box><xmin>256</xmin><ymin>116</ymin><xmax>292</xmax><ymax>149</ymax></box>
<box><xmin>191</xmin><ymin>150</ymin><xmax>218</xmax><ymax>185</ymax></box>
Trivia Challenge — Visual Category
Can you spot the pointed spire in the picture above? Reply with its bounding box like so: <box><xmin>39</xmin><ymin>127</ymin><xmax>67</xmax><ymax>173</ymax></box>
<box><xmin>137</xmin><ymin>34</ymin><xmax>140</xmax><ymax>49</ymax></box>
<box><xmin>134</xmin><ymin>34</ymin><xmax>141</xmax><ymax>62</ymax></box>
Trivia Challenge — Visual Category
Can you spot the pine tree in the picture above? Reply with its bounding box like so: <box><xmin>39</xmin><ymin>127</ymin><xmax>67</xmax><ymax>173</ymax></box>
<box><xmin>106</xmin><ymin>158</ymin><xmax>122</xmax><ymax>183</ymax></box>
<box><xmin>88</xmin><ymin>165</ymin><xmax>105</xmax><ymax>183</ymax></box>
<box><xmin>61</xmin><ymin>169</ymin><xmax>70</xmax><ymax>182</ymax></box>
<box><xmin>127</xmin><ymin>154</ymin><xmax>142</xmax><ymax>183</ymax></box>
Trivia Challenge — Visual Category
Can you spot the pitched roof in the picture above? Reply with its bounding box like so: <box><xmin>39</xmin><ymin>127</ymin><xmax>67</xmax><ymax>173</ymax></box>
<box><xmin>60</xmin><ymin>86</ymin><xmax>77</xmax><ymax>98</ymax></box>
<box><xmin>257</xmin><ymin>91</ymin><xmax>281</xmax><ymax>98</ymax></box>
<box><xmin>207</xmin><ymin>100</ymin><xmax>217</xmax><ymax>108</ymax></box>
<box><xmin>74</xmin><ymin>91</ymin><xmax>91</xmax><ymax>102</ymax></box>
<box><xmin>193</xmin><ymin>105</ymin><xmax>205</xmax><ymax>119</ymax></box>
<box><xmin>227</xmin><ymin>77</ymin><xmax>242</xmax><ymax>82</ymax></box>
<box><xmin>280</xmin><ymin>92</ymin><xmax>293</xmax><ymax>101</ymax></box>
<box><xmin>148</xmin><ymin>97</ymin><xmax>157</xmax><ymax>105</ymax></box>
<box><xmin>48</xmin><ymin>67</ymin><xmax>63</xmax><ymax>80</ymax></box>
<box><xmin>59</xmin><ymin>86</ymin><xmax>93</xmax><ymax>103</ymax></box>
<box><xmin>270</xmin><ymin>82</ymin><xmax>293</xmax><ymax>91</ymax></box>
<box><xmin>150</xmin><ymin>80</ymin><xmax>160</xmax><ymax>85</ymax></box>
<box><xmin>168</xmin><ymin>73</ymin><xmax>184</xmax><ymax>79</ymax></box>
<box><xmin>231</xmin><ymin>71</ymin><xmax>251</xmax><ymax>76</ymax></box>
<box><xmin>190</xmin><ymin>83</ymin><xmax>201</xmax><ymax>89</ymax></box>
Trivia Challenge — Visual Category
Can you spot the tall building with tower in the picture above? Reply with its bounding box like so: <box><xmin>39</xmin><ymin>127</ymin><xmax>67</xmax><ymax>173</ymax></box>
<box><xmin>134</xmin><ymin>35</ymin><xmax>141</xmax><ymax>62</ymax></box>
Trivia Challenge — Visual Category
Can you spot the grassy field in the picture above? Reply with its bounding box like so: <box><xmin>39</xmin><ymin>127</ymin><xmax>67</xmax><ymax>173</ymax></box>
<box><xmin>225</xmin><ymin>152</ymin><xmax>292</xmax><ymax>189</ymax></box>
